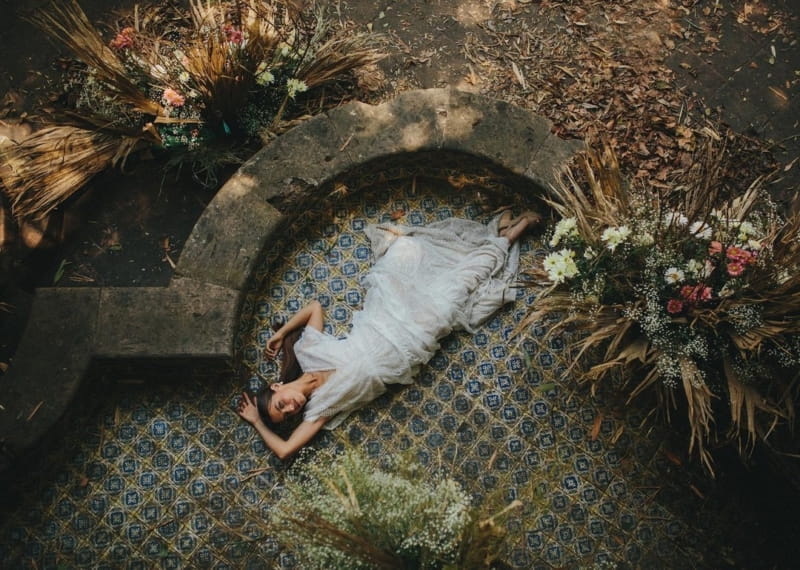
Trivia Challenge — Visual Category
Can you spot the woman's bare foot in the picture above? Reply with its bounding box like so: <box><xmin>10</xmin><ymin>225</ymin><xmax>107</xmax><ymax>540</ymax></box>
<box><xmin>501</xmin><ymin>211</ymin><xmax>541</xmax><ymax>243</ymax></box>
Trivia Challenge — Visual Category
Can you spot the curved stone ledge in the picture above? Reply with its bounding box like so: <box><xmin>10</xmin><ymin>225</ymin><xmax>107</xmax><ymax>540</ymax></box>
<box><xmin>0</xmin><ymin>87</ymin><xmax>583</xmax><ymax>475</ymax></box>
<box><xmin>176</xmin><ymin>87</ymin><xmax>582</xmax><ymax>291</ymax></box>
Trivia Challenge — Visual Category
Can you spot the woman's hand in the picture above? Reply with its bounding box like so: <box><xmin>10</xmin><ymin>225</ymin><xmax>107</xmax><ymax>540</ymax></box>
<box><xmin>263</xmin><ymin>331</ymin><xmax>284</xmax><ymax>359</ymax></box>
<box><xmin>237</xmin><ymin>392</ymin><xmax>261</xmax><ymax>425</ymax></box>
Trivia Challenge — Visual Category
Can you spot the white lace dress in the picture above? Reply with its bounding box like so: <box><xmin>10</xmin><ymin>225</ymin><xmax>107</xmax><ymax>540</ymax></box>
<box><xmin>293</xmin><ymin>216</ymin><xmax>520</xmax><ymax>428</ymax></box>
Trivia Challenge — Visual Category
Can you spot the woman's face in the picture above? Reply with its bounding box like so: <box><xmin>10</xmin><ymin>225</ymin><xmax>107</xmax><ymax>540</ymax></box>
<box><xmin>268</xmin><ymin>383</ymin><xmax>307</xmax><ymax>424</ymax></box>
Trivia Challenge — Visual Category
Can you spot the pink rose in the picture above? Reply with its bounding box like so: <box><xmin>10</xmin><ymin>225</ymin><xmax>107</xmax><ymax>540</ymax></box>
<box><xmin>708</xmin><ymin>241</ymin><xmax>723</xmax><ymax>255</ymax></box>
<box><xmin>727</xmin><ymin>262</ymin><xmax>744</xmax><ymax>277</ymax></box>
<box><xmin>162</xmin><ymin>88</ymin><xmax>185</xmax><ymax>107</ymax></box>
<box><xmin>667</xmin><ymin>299</ymin><xmax>684</xmax><ymax>314</ymax></box>
<box><xmin>679</xmin><ymin>284</ymin><xmax>712</xmax><ymax>304</ymax></box>
<box><xmin>223</xmin><ymin>25</ymin><xmax>243</xmax><ymax>44</ymax></box>
<box><xmin>110</xmin><ymin>27</ymin><xmax>135</xmax><ymax>50</ymax></box>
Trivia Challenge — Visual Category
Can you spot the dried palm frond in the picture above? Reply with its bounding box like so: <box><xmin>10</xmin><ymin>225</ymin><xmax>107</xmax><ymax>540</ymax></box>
<box><xmin>28</xmin><ymin>0</ymin><xmax>163</xmax><ymax>117</ymax></box>
<box><xmin>0</xmin><ymin>126</ymin><xmax>149</xmax><ymax>219</ymax></box>
<box><xmin>295</xmin><ymin>34</ymin><xmax>386</xmax><ymax>89</ymax></box>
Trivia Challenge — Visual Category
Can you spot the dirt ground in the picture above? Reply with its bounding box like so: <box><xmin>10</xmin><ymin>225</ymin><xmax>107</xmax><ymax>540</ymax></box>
<box><xmin>1</xmin><ymin>0</ymin><xmax>800</xmax><ymax>566</ymax></box>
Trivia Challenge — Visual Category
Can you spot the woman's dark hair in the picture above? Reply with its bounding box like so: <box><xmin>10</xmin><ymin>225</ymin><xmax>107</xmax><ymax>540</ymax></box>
<box><xmin>255</xmin><ymin>325</ymin><xmax>305</xmax><ymax>427</ymax></box>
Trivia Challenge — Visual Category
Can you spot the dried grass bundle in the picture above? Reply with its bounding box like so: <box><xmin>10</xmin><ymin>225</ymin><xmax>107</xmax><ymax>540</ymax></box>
<box><xmin>524</xmin><ymin>141</ymin><xmax>800</xmax><ymax>473</ymax></box>
<box><xmin>264</xmin><ymin>448</ymin><xmax>517</xmax><ymax>568</ymax></box>
<box><xmin>0</xmin><ymin>126</ymin><xmax>144</xmax><ymax>219</ymax></box>
<box><xmin>4</xmin><ymin>0</ymin><xmax>385</xmax><ymax>219</ymax></box>
<box><xmin>28</xmin><ymin>0</ymin><xmax>163</xmax><ymax>116</ymax></box>
<box><xmin>296</xmin><ymin>35</ymin><xmax>386</xmax><ymax>90</ymax></box>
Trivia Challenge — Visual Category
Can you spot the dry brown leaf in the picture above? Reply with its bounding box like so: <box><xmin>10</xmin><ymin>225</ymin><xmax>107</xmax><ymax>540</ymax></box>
<box><xmin>689</xmin><ymin>484</ymin><xmax>705</xmax><ymax>500</ymax></box>
<box><xmin>590</xmin><ymin>413</ymin><xmax>604</xmax><ymax>441</ymax></box>
<box><xmin>27</xmin><ymin>400</ymin><xmax>44</xmax><ymax>421</ymax></box>
<box><xmin>663</xmin><ymin>449</ymin><xmax>683</xmax><ymax>466</ymax></box>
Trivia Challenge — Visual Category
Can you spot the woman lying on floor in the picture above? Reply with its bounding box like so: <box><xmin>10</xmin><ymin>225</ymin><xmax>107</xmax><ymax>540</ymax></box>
<box><xmin>237</xmin><ymin>210</ymin><xmax>539</xmax><ymax>459</ymax></box>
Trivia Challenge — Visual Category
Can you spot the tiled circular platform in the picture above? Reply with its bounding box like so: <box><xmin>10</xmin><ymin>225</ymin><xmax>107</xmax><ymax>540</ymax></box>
<box><xmin>0</xmin><ymin>88</ymin><xmax>736</xmax><ymax>568</ymax></box>
<box><xmin>0</xmin><ymin>177</ymin><xmax>703</xmax><ymax>568</ymax></box>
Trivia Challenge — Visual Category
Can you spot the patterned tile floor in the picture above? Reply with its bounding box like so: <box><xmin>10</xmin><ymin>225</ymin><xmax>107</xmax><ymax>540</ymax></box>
<box><xmin>0</xmin><ymin>178</ymin><xmax>705</xmax><ymax>568</ymax></box>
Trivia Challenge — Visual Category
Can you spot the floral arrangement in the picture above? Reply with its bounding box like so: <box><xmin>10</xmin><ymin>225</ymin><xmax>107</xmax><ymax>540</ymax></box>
<box><xmin>0</xmin><ymin>0</ymin><xmax>384</xmax><ymax>218</ymax></box>
<box><xmin>269</xmin><ymin>448</ymin><xmax>520</xmax><ymax>569</ymax></box>
<box><xmin>525</xmin><ymin>144</ymin><xmax>800</xmax><ymax>472</ymax></box>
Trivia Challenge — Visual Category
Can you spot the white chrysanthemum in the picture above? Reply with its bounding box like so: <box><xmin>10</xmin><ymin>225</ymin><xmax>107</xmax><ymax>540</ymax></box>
<box><xmin>747</xmin><ymin>239</ymin><xmax>762</xmax><ymax>251</ymax></box>
<box><xmin>664</xmin><ymin>267</ymin><xmax>685</xmax><ymax>284</ymax></box>
<box><xmin>600</xmin><ymin>225</ymin><xmax>631</xmax><ymax>251</ymax></box>
<box><xmin>256</xmin><ymin>69</ymin><xmax>275</xmax><ymax>86</ymax></box>
<box><xmin>286</xmin><ymin>78</ymin><xmax>308</xmax><ymax>98</ymax></box>
<box><xmin>549</xmin><ymin>217</ymin><xmax>579</xmax><ymax>246</ymax></box>
<box><xmin>686</xmin><ymin>258</ymin><xmax>703</xmax><ymax>276</ymax></box>
<box><xmin>664</xmin><ymin>211</ymin><xmax>688</xmax><ymax>227</ymax></box>
<box><xmin>543</xmin><ymin>250</ymin><xmax>578</xmax><ymax>284</ymax></box>
<box><xmin>689</xmin><ymin>221</ymin><xmax>712</xmax><ymax>239</ymax></box>
<box><xmin>703</xmin><ymin>259</ymin><xmax>715</xmax><ymax>278</ymax></box>
<box><xmin>737</xmin><ymin>220</ymin><xmax>758</xmax><ymax>242</ymax></box>
<box><xmin>583</xmin><ymin>246</ymin><xmax>597</xmax><ymax>260</ymax></box>
<box><xmin>178</xmin><ymin>71</ymin><xmax>190</xmax><ymax>83</ymax></box>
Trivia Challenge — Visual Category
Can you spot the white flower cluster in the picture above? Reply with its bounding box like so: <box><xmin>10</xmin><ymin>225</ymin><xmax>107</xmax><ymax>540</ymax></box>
<box><xmin>549</xmin><ymin>216</ymin><xmax>579</xmax><ymax>247</ymax></box>
<box><xmin>255</xmin><ymin>62</ymin><xmax>275</xmax><ymax>86</ymax></box>
<box><xmin>663</xmin><ymin>211</ymin><xmax>688</xmax><ymax>227</ymax></box>
<box><xmin>689</xmin><ymin>220</ymin><xmax>712</xmax><ymax>239</ymax></box>
<box><xmin>272</xmin><ymin>450</ymin><xmax>473</xmax><ymax>569</ymax></box>
<box><xmin>727</xmin><ymin>304</ymin><xmax>763</xmax><ymax>334</ymax></box>
<box><xmin>543</xmin><ymin>249</ymin><xmax>579</xmax><ymax>284</ymax></box>
<box><xmin>663</xmin><ymin>267</ymin><xmax>685</xmax><ymax>284</ymax></box>
<box><xmin>286</xmin><ymin>77</ymin><xmax>308</xmax><ymax>98</ymax></box>
<box><xmin>600</xmin><ymin>225</ymin><xmax>631</xmax><ymax>251</ymax></box>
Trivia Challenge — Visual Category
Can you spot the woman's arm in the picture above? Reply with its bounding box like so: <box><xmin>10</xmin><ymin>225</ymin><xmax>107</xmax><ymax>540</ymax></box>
<box><xmin>265</xmin><ymin>300</ymin><xmax>324</xmax><ymax>358</ymax></box>
<box><xmin>237</xmin><ymin>392</ymin><xmax>327</xmax><ymax>459</ymax></box>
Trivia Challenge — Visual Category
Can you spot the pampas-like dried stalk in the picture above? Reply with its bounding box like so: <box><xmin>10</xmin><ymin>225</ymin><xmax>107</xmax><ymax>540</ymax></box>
<box><xmin>28</xmin><ymin>0</ymin><xmax>163</xmax><ymax>117</ymax></box>
<box><xmin>0</xmin><ymin>126</ymin><xmax>144</xmax><ymax>219</ymax></box>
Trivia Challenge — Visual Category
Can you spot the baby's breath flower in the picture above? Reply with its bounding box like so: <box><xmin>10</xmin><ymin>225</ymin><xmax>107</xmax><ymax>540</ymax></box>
<box><xmin>632</xmin><ymin>232</ymin><xmax>655</xmax><ymax>247</ymax></box>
